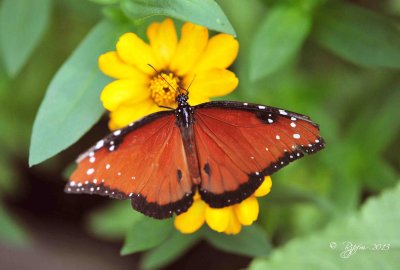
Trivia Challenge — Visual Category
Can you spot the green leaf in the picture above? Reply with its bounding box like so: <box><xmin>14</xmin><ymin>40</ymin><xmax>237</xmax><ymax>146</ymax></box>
<box><xmin>0</xmin><ymin>0</ymin><xmax>52</xmax><ymax>77</ymax></box>
<box><xmin>0</xmin><ymin>154</ymin><xmax>19</xmax><ymax>196</ymax></box>
<box><xmin>348</xmin><ymin>88</ymin><xmax>400</xmax><ymax>155</ymax></box>
<box><xmin>205</xmin><ymin>225</ymin><xmax>272</xmax><ymax>257</ymax></box>
<box><xmin>362</xmin><ymin>158</ymin><xmax>398</xmax><ymax>192</ymax></box>
<box><xmin>90</xmin><ymin>0</ymin><xmax>120</xmax><ymax>4</ymax></box>
<box><xmin>121</xmin><ymin>218</ymin><xmax>173</xmax><ymax>255</ymax></box>
<box><xmin>87</xmin><ymin>201</ymin><xmax>144</xmax><ymax>241</ymax></box>
<box><xmin>120</xmin><ymin>0</ymin><xmax>236</xmax><ymax>36</ymax></box>
<box><xmin>140</xmin><ymin>232</ymin><xmax>200</xmax><ymax>270</ymax></box>
<box><xmin>314</xmin><ymin>2</ymin><xmax>400</xmax><ymax>69</ymax></box>
<box><xmin>29</xmin><ymin>21</ymin><xmax>128</xmax><ymax>166</ymax></box>
<box><xmin>249</xmin><ymin>182</ymin><xmax>400</xmax><ymax>269</ymax></box>
<box><xmin>0</xmin><ymin>202</ymin><xmax>28</xmax><ymax>247</ymax></box>
<box><xmin>249</xmin><ymin>3</ymin><xmax>312</xmax><ymax>81</ymax></box>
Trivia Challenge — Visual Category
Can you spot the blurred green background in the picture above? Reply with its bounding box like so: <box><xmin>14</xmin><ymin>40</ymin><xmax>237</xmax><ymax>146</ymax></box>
<box><xmin>0</xmin><ymin>0</ymin><xmax>399</xmax><ymax>269</ymax></box>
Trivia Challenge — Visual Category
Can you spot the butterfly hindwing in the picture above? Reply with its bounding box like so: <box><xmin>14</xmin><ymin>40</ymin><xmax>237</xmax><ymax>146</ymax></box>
<box><xmin>65</xmin><ymin>111</ymin><xmax>195</xmax><ymax>219</ymax></box>
<box><xmin>193</xmin><ymin>101</ymin><xmax>325</xmax><ymax>208</ymax></box>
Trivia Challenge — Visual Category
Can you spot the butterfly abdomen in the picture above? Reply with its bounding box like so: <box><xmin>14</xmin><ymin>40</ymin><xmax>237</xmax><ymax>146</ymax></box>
<box><xmin>176</xmin><ymin>104</ymin><xmax>201</xmax><ymax>185</ymax></box>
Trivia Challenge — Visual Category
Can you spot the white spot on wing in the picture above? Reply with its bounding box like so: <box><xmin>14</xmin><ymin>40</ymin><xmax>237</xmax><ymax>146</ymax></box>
<box><xmin>268</xmin><ymin>118</ymin><xmax>273</xmax><ymax>123</ymax></box>
<box><xmin>113</xmin><ymin>130</ymin><xmax>121</xmax><ymax>136</ymax></box>
<box><xmin>276</xmin><ymin>135</ymin><xmax>280</xmax><ymax>140</ymax></box>
<box><xmin>290</xmin><ymin>122</ymin><xmax>296</xmax><ymax>128</ymax></box>
<box><xmin>106</xmin><ymin>164</ymin><xmax>111</xmax><ymax>170</ymax></box>
<box><xmin>95</xmin><ymin>140</ymin><xmax>104</xmax><ymax>149</ymax></box>
<box><xmin>293</xmin><ymin>134</ymin><xmax>300</xmax><ymax>139</ymax></box>
<box><xmin>89</xmin><ymin>156</ymin><xmax>96</xmax><ymax>163</ymax></box>
<box><xmin>279</xmin><ymin>109</ymin><xmax>288</xmax><ymax>115</ymax></box>
<box><xmin>258</xmin><ymin>105</ymin><xmax>266</xmax><ymax>109</ymax></box>
<box><xmin>86</xmin><ymin>168</ymin><xmax>95</xmax><ymax>175</ymax></box>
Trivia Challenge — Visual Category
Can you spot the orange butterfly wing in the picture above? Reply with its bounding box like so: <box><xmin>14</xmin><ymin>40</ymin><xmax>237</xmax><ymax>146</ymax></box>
<box><xmin>193</xmin><ymin>101</ymin><xmax>325</xmax><ymax>207</ymax></box>
<box><xmin>66</xmin><ymin>112</ymin><xmax>195</xmax><ymax>219</ymax></box>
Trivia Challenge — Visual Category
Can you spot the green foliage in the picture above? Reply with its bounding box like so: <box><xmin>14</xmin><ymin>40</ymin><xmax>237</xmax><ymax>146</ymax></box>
<box><xmin>90</xmin><ymin>0</ymin><xmax>120</xmax><ymax>4</ymax></box>
<box><xmin>0</xmin><ymin>0</ymin><xmax>397</xmax><ymax>268</ymax></box>
<box><xmin>249</xmin><ymin>2</ymin><xmax>313</xmax><ymax>81</ymax></box>
<box><xmin>121</xmin><ymin>218</ymin><xmax>174</xmax><ymax>255</ymax></box>
<box><xmin>120</xmin><ymin>0</ymin><xmax>236</xmax><ymax>35</ymax></box>
<box><xmin>204</xmin><ymin>225</ymin><xmax>272</xmax><ymax>257</ymax></box>
<box><xmin>29</xmin><ymin>21</ymin><xmax>129</xmax><ymax>166</ymax></box>
<box><xmin>87</xmin><ymin>201</ymin><xmax>144</xmax><ymax>240</ymax></box>
<box><xmin>249</xmin><ymin>183</ymin><xmax>400</xmax><ymax>269</ymax></box>
<box><xmin>0</xmin><ymin>0</ymin><xmax>52</xmax><ymax>77</ymax></box>
<box><xmin>140</xmin><ymin>231</ymin><xmax>200</xmax><ymax>270</ymax></box>
<box><xmin>0</xmin><ymin>202</ymin><xmax>28</xmax><ymax>247</ymax></box>
<box><xmin>314</xmin><ymin>1</ymin><xmax>400</xmax><ymax>68</ymax></box>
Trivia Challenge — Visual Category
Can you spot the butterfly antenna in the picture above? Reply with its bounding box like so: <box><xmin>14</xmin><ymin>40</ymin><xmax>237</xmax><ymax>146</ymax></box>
<box><xmin>186</xmin><ymin>74</ymin><xmax>196</xmax><ymax>93</ymax></box>
<box><xmin>177</xmin><ymin>74</ymin><xmax>196</xmax><ymax>96</ymax></box>
<box><xmin>147</xmin><ymin>64</ymin><xmax>179</xmax><ymax>93</ymax></box>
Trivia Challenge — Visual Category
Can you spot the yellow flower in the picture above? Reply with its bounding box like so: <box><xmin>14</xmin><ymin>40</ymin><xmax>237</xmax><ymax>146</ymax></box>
<box><xmin>98</xmin><ymin>18</ymin><xmax>266</xmax><ymax>235</ymax></box>
<box><xmin>174</xmin><ymin>176</ymin><xmax>272</xmax><ymax>235</ymax></box>
<box><xmin>99</xmin><ymin>18</ymin><xmax>239</xmax><ymax>129</ymax></box>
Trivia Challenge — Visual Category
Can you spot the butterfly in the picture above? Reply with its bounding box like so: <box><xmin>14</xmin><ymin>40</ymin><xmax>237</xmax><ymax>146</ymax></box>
<box><xmin>66</xmin><ymin>90</ymin><xmax>325</xmax><ymax>219</ymax></box>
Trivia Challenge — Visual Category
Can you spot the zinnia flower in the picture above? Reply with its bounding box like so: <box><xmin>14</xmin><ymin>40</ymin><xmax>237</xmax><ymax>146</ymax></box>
<box><xmin>175</xmin><ymin>176</ymin><xmax>272</xmax><ymax>234</ymax></box>
<box><xmin>99</xmin><ymin>18</ymin><xmax>271</xmax><ymax>235</ymax></box>
<box><xmin>99</xmin><ymin>18</ymin><xmax>239</xmax><ymax>129</ymax></box>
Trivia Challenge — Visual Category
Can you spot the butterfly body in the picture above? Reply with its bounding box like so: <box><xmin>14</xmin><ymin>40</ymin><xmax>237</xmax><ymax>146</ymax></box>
<box><xmin>66</xmin><ymin>93</ymin><xmax>325</xmax><ymax>219</ymax></box>
<box><xmin>175</xmin><ymin>96</ymin><xmax>202</xmax><ymax>184</ymax></box>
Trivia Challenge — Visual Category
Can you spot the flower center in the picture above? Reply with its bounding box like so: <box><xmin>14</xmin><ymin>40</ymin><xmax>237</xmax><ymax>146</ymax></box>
<box><xmin>149</xmin><ymin>72</ymin><xmax>180</xmax><ymax>107</ymax></box>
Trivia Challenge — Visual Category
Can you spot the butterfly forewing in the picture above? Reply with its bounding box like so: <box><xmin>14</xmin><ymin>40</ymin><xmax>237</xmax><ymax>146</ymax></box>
<box><xmin>193</xmin><ymin>101</ymin><xmax>325</xmax><ymax>208</ymax></box>
<box><xmin>66</xmin><ymin>111</ymin><xmax>195</xmax><ymax>219</ymax></box>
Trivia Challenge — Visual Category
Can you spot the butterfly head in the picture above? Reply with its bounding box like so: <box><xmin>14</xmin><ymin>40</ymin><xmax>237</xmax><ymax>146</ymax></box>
<box><xmin>176</xmin><ymin>93</ymin><xmax>189</xmax><ymax>107</ymax></box>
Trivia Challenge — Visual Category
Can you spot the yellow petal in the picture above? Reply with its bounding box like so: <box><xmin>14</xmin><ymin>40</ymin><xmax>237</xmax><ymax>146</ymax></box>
<box><xmin>98</xmin><ymin>52</ymin><xmax>145</xmax><ymax>80</ymax></box>
<box><xmin>193</xmin><ymin>190</ymin><xmax>201</xmax><ymax>201</ymax></box>
<box><xmin>100</xmin><ymin>79</ymin><xmax>150</xmax><ymax>111</ymax></box>
<box><xmin>234</xmin><ymin>196</ymin><xmax>259</xmax><ymax>226</ymax></box>
<box><xmin>205</xmin><ymin>205</ymin><xmax>232</xmax><ymax>233</ymax></box>
<box><xmin>108</xmin><ymin>100</ymin><xmax>158</xmax><ymax>129</ymax></box>
<box><xmin>147</xmin><ymin>18</ymin><xmax>178</xmax><ymax>69</ymax></box>
<box><xmin>187</xmin><ymin>92</ymin><xmax>209</xmax><ymax>106</ymax></box>
<box><xmin>146</xmin><ymin>22</ymin><xmax>160</xmax><ymax>42</ymax></box>
<box><xmin>116</xmin><ymin>32</ymin><xmax>159</xmax><ymax>74</ymax></box>
<box><xmin>224</xmin><ymin>212</ymin><xmax>242</xmax><ymax>235</ymax></box>
<box><xmin>193</xmin><ymin>34</ymin><xmax>239</xmax><ymax>73</ymax></box>
<box><xmin>174</xmin><ymin>199</ymin><xmax>207</xmax><ymax>234</ymax></box>
<box><xmin>170</xmin><ymin>22</ymin><xmax>208</xmax><ymax>76</ymax></box>
<box><xmin>186</xmin><ymin>69</ymin><xmax>238</xmax><ymax>98</ymax></box>
<box><xmin>254</xmin><ymin>176</ymin><xmax>272</xmax><ymax>197</ymax></box>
